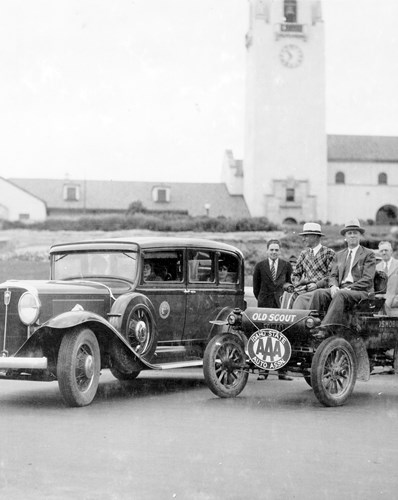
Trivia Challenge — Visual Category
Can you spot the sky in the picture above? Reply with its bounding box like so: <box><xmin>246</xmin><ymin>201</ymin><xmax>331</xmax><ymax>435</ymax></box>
<box><xmin>0</xmin><ymin>0</ymin><xmax>397</xmax><ymax>183</ymax></box>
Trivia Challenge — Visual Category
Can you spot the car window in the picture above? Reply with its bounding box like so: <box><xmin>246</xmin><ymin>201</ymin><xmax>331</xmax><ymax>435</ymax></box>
<box><xmin>188</xmin><ymin>250</ymin><xmax>215</xmax><ymax>283</ymax></box>
<box><xmin>53</xmin><ymin>251</ymin><xmax>138</xmax><ymax>280</ymax></box>
<box><xmin>217</xmin><ymin>252</ymin><xmax>240</xmax><ymax>284</ymax></box>
<box><xmin>143</xmin><ymin>251</ymin><xmax>184</xmax><ymax>283</ymax></box>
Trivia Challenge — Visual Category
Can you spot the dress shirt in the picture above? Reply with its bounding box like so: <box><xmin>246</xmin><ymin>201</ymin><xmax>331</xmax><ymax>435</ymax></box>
<box><xmin>269</xmin><ymin>258</ymin><xmax>278</xmax><ymax>274</ymax></box>
<box><xmin>343</xmin><ymin>245</ymin><xmax>360</xmax><ymax>284</ymax></box>
<box><xmin>312</xmin><ymin>243</ymin><xmax>322</xmax><ymax>257</ymax></box>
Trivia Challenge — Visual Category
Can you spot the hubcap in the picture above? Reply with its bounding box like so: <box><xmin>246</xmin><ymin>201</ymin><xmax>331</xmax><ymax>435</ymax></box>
<box><xmin>135</xmin><ymin>320</ymin><xmax>148</xmax><ymax>342</ymax></box>
<box><xmin>84</xmin><ymin>355</ymin><xmax>94</xmax><ymax>379</ymax></box>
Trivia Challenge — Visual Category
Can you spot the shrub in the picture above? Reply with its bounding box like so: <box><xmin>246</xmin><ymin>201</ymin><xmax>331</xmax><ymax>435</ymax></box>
<box><xmin>4</xmin><ymin>214</ymin><xmax>279</xmax><ymax>233</ymax></box>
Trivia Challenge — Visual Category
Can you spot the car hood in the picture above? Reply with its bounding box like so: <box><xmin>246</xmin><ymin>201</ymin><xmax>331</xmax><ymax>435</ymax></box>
<box><xmin>0</xmin><ymin>279</ymin><xmax>112</xmax><ymax>295</ymax></box>
<box><xmin>0</xmin><ymin>279</ymin><xmax>114</xmax><ymax>327</ymax></box>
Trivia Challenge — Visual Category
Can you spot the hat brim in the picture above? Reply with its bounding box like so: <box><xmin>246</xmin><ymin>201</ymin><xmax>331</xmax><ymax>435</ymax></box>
<box><xmin>340</xmin><ymin>226</ymin><xmax>365</xmax><ymax>236</ymax></box>
<box><xmin>299</xmin><ymin>231</ymin><xmax>324</xmax><ymax>236</ymax></box>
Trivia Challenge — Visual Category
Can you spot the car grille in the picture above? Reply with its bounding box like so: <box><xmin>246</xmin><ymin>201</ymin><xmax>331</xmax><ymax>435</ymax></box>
<box><xmin>0</xmin><ymin>288</ymin><xmax>29</xmax><ymax>356</ymax></box>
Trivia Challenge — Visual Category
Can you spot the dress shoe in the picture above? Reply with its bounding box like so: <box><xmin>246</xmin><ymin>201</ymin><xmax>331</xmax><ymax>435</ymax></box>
<box><xmin>312</xmin><ymin>326</ymin><xmax>328</xmax><ymax>339</ymax></box>
<box><xmin>257</xmin><ymin>370</ymin><xmax>269</xmax><ymax>380</ymax></box>
<box><xmin>278</xmin><ymin>372</ymin><xmax>293</xmax><ymax>381</ymax></box>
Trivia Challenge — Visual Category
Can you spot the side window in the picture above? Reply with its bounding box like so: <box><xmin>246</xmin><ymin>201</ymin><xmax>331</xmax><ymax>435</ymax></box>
<box><xmin>188</xmin><ymin>250</ymin><xmax>215</xmax><ymax>283</ymax></box>
<box><xmin>335</xmin><ymin>171</ymin><xmax>345</xmax><ymax>184</ymax></box>
<box><xmin>378</xmin><ymin>172</ymin><xmax>387</xmax><ymax>185</ymax></box>
<box><xmin>143</xmin><ymin>251</ymin><xmax>183</xmax><ymax>283</ymax></box>
<box><xmin>218</xmin><ymin>252</ymin><xmax>240</xmax><ymax>284</ymax></box>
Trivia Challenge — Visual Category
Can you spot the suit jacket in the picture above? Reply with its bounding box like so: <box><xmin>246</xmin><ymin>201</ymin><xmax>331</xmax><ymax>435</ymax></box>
<box><xmin>329</xmin><ymin>245</ymin><xmax>376</xmax><ymax>292</ymax></box>
<box><xmin>376</xmin><ymin>257</ymin><xmax>398</xmax><ymax>278</ymax></box>
<box><xmin>253</xmin><ymin>258</ymin><xmax>293</xmax><ymax>308</ymax></box>
<box><xmin>292</xmin><ymin>245</ymin><xmax>335</xmax><ymax>288</ymax></box>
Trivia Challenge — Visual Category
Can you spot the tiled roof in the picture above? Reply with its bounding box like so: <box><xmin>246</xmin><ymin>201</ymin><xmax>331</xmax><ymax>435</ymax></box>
<box><xmin>9</xmin><ymin>178</ymin><xmax>250</xmax><ymax>218</ymax></box>
<box><xmin>328</xmin><ymin>135</ymin><xmax>398</xmax><ymax>162</ymax></box>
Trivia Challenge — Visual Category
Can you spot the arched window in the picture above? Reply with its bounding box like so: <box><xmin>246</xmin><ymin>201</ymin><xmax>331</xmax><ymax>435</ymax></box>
<box><xmin>284</xmin><ymin>0</ymin><xmax>297</xmax><ymax>23</ymax></box>
<box><xmin>335</xmin><ymin>172</ymin><xmax>345</xmax><ymax>184</ymax></box>
<box><xmin>378</xmin><ymin>172</ymin><xmax>387</xmax><ymax>185</ymax></box>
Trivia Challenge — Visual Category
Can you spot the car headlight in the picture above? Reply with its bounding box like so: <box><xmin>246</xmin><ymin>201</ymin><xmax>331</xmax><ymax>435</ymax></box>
<box><xmin>305</xmin><ymin>317</ymin><xmax>316</xmax><ymax>329</ymax></box>
<box><xmin>18</xmin><ymin>292</ymin><xmax>41</xmax><ymax>325</ymax></box>
<box><xmin>228</xmin><ymin>313</ymin><xmax>237</xmax><ymax>325</ymax></box>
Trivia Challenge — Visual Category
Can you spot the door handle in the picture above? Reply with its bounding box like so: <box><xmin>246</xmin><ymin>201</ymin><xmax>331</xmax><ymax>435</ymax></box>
<box><xmin>184</xmin><ymin>289</ymin><xmax>196</xmax><ymax>294</ymax></box>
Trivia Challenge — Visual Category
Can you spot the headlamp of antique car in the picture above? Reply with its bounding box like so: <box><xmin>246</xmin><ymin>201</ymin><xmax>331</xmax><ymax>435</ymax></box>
<box><xmin>227</xmin><ymin>313</ymin><xmax>237</xmax><ymax>325</ymax></box>
<box><xmin>305</xmin><ymin>316</ymin><xmax>320</xmax><ymax>329</ymax></box>
<box><xmin>18</xmin><ymin>292</ymin><xmax>41</xmax><ymax>325</ymax></box>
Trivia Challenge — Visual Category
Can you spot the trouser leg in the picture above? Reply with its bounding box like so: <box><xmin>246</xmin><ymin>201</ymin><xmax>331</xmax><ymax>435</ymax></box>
<box><xmin>322</xmin><ymin>289</ymin><xmax>367</xmax><ymax>326</ymax></box>
<box><xmin>308</xmin><ymin>288</ymin><xmax>332</xmax><ymax>313</ymax></box>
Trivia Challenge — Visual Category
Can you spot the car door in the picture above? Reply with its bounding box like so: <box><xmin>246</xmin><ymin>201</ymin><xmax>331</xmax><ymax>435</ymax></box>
<box><xmin>138</xmin><ymin>249</ymin><xmax>187</xmax><ymax>343</ymax></box>
<box><xmin>183</xmin><ymin>249</ymin><xmax>243</xmax><ymax>341</ymax></box>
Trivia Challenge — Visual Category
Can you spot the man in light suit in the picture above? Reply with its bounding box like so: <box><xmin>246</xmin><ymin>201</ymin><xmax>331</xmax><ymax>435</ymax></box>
<box><xmin>253</xmin><ymin>239</ymin><xmax>293</xmax><ymax>308</ymax></box>
<box><xmin>376</xmin><ymin>241</ymin><xmax>398</xmax><ymax>278</ymax></box>
<box><xmin>309</xmin><ymin>219</ymin><xmax>376</xmax><ymax>331</ymax></box>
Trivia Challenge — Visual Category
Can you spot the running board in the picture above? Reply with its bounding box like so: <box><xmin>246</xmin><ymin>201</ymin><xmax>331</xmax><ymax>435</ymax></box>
<box><xmin>149</xmin><ymin>360</ymin><xmax>203</xmax><ymax>370</ymax></box>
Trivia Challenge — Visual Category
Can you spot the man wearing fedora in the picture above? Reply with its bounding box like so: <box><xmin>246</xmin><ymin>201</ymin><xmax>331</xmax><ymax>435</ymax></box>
<box><xmin>291</xmin><ymin>222</ymin><xmax>335</xmax><ymax>309</ymax></box>
<box><xmin>309</xmin><ymin>219</ymin><xmax>376</xmax><ymax>330</ymax></box>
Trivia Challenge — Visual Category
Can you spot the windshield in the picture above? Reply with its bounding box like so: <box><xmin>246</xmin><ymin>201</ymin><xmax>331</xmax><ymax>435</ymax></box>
<box><xmin>52</xmin><ymin>251</ymin><xmax>138</xmax><ymax>281</ymax></box>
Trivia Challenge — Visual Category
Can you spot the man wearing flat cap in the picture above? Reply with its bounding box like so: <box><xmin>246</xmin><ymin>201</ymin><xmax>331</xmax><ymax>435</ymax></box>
<box><xmin>291</xmin><ymin>222</ymin><xmax>335</xmax><ymax>309</ymax></box>
<box><xmin>309</xmin><ymin>219</ymin><xmax>376</xmax><ymax>330</ymax></box>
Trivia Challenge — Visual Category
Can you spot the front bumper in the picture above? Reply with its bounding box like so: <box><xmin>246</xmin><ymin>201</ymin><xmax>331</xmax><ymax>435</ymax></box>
<box><xmin>0</xmin><ymin>356</ymin><xmax>48</xmax><ymax>370</ymax></box>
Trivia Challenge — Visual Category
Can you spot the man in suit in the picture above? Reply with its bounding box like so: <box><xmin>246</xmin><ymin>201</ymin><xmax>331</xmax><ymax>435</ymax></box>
<box><xmin>253</xmin><ymin>239</ymin><xmax>293</xmax><ymax>308</ymax></box>
<box><xmin>309</xmin><ymin>219</ymin><xmax>376</xmax><ymax>332</ymax></box>
<box><xmin>253</xmin><ymin>239</ymin><xmax>293</xmax><ymax>380</ymax></box>
<box><xmin>291</xmin><ymin>222</ymin><xmax>335</xmax><ymax>309</ymax></box>
<box><xmin>376</xmin><ymin>241</ymin><xmax>398</xmax><ymax>278</ymax></box>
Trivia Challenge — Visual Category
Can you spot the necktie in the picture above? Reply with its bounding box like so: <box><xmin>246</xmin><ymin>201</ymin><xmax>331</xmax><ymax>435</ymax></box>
<box><xmin>309</xmin><ymin>248</ymin><xmax>314</xmax><ymax>258</ymax></box>
<box><xmin>384</xmin><ymin>262</ymin><xmax>388</xmax><ymax>273</ymax></box>
<box><xmin>271</xmin><ymin>260</ymin><xmax>276</xmax><ymax>282</ymax></box>
<box><xmin>342</xmin><ymin>250</ymin><xmax>352</xmax><ymax>282</ymax></box>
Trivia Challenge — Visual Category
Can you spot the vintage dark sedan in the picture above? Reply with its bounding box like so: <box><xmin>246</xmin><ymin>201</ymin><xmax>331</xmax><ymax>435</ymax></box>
<box><xmin>0</xmin><ymin>237</ymin><xmax>244</xmax><ymax>406</ymax></box>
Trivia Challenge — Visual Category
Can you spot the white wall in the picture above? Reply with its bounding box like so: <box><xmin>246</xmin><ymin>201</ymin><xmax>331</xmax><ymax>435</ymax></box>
<box><xmin>327</xmin><ymin>161</ymin><xmax>398</xmax><ymax>223</ymax></box>
<box><xmin>0</xmin><ymin>178</ymin><xmax>46</xmax><ymax>221</ymax></box>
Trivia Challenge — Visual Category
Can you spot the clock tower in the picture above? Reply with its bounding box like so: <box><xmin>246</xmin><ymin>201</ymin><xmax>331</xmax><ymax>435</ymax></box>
<box><xmin>243</xmin><ymin>0</ymin><xmax>327</xmax><ymax>223</ymax></box>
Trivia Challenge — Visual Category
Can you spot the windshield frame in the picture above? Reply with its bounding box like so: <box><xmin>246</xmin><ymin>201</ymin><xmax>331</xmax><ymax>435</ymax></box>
<box><xmin>51</xmin><ymin>250</ymin><xmax>139</xmax><ymax>283</ymax></box>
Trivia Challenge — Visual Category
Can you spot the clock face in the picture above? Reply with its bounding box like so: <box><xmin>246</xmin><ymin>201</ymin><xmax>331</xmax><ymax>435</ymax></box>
<box><xmin>280</xmin><ymin>44</ymin><xmax>303</xmax><ymax>68</ymax></box>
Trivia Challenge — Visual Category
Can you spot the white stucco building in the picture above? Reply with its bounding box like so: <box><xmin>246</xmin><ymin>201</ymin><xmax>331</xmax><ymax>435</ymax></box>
<box><xmin>0</xmin><ymin>177</ymin><xmax>47</xmax><ymax>222</ymax></box>
<box><xmin>223</xmin><ymin>0</ymin><xmax>398</xmax><ymax>225</ymax></box>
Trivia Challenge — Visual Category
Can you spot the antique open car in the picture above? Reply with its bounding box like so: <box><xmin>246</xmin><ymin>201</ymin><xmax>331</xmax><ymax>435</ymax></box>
<box><xmin>203</xmin><ymin>271</ymin><xmax>397</xmax><ymax>406</ymax></box>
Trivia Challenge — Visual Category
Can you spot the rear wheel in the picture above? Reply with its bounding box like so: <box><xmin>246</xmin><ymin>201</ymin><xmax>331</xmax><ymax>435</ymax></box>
<box><xmin>110</xmin><ymin>366</ymin><xmax>141</xmax><ymax>381</ymax></box>
<box><xmin>57</xmin><ymin>327</ymin><xmax>101</xmax><ymax>407</ymax></box>
<box><xmin>203</xmin><ymin>334</ymin><xmax>249</xmax><ymax>398</ymax></box>
<box><xmin>311</xmin><ymin>336</ymin><xmax>357</xmax><ymax>407</ymax></box>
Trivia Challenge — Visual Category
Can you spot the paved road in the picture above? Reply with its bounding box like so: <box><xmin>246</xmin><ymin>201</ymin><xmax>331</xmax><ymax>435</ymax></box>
<box><xmin>1</xmin><ymin>369</ymin><xmax>398</xmax><ymax>500</ymax></box>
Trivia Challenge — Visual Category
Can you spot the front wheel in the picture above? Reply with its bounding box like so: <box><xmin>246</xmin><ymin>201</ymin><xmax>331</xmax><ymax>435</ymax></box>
<box><xmin>57</xmin><ymin>327</ymin><xmax>101</xmax><ymax>407</ymax></box>
<box><xmin>311</xmin><ymin>336</ymin><xmax>357</xmax><ymax>407</ymax></box>
<box><xmin>203</xmin><ymin>334</ymin><xmax>249</xmax><ymax>398</ymax></box>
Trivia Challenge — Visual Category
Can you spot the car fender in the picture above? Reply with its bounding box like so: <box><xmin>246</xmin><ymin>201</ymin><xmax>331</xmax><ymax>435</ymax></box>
<box><xmin>349</xmin><ymin>336</ymin><xmax>370</xmax><ymax>381</ymax></box>
<box><xmin>42</xmin><ymin>309</ymin><xmax>109</xmax><ymax>330</ymax></box>
<box><xmin>208</xmin><ymin>306</ymin><xmax>235</xmax><ymax>336</ymax></box>
<box><xmin>15</xmin><ymin>310</ymin><xmax>155</xmax><ymax>370</ymax></box>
